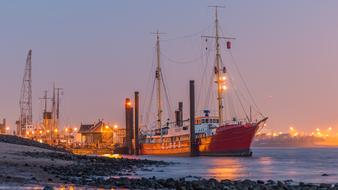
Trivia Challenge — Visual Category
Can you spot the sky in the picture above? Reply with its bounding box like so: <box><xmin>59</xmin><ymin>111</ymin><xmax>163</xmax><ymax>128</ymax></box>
<box><xmin>0</xmin><ymin>0</ymin><xmax>337</xmax><ymax>133</ymax></box>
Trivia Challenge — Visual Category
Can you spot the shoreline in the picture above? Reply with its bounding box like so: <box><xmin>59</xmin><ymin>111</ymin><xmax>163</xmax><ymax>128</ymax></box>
<box><xmin>0</xmin><ymin>139</ymin><xmax>337</xmax><ymax>189</ymax></box>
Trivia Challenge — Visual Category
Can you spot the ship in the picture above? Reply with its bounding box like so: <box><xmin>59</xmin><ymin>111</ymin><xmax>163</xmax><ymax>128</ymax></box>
<box><xmin>139</xmin><ymin>6</ymin><xmax>268</xmax><ymax>156</ymax></box>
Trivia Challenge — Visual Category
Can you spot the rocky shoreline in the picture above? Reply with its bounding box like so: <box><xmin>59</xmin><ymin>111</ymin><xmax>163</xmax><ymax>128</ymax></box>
<box><xmin>21</xmin><ymin>152</ymin><xmax>338</xmax><ymax>190</ymax></box>
<box><xmin>58</xmin><ymin>177</ymin><xmax>338</xmax><ymax>190</ymax></box>
<box><xmin>0</xmin><ymin>141</ymin><xmax>337</xmax><ymax>190</ymax></box>
<box><xmin>21</xmin><ymin>151</ymin><xmax>168</xmax><ymax>179</ymax></box>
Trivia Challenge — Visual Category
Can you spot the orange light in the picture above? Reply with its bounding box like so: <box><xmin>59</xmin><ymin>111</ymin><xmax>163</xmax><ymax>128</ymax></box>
<box><xmin>105</xmin><ymin>125</ymin><xmax>109</xmax><ymax>129</ymax></box>
<box><xmin>65</xmin><ymin>128</ymin><xmax>68</xmax><ymax>132</ymax></box>
<box><xmin>114</xmin><ymin>124</ymin><xmax>118</xmax><ymax>129</ymax></box>
<box><xmin>222</xmin><ymin>85</ymin><xmax>227</xmax><ymax>90</ymax></box>
<box><xmin>26</xmin><ymin>132</ymin><xmax>29</xmax><ymax>135</ymax></box>
<box><xmin>74</xmin><ymin>127</ymin><xmax>78</xmax><ymax>131</ymax></box>
<box><xmin>54</xmin><ymin>129</ymin><xmax>58</xmax><ymax>133</ymax></box>
<box><xmin>5</xmin><ymin>127</ymin><xmax>10</xmax><ymax>131</ymax></box>
<box><xmin>39</xmin><ymin>130</ymin><xmax>43</xmax><ymax>134</ymax></box>
<box><xmin>125</xmin><ymin>98</ymin><xmax>132</xmax><ymax>108</ymax></box>
<box><xmin>47</xmin><ymin>130</ymin><xmax>50</xmax><ymax>133</ymax></box>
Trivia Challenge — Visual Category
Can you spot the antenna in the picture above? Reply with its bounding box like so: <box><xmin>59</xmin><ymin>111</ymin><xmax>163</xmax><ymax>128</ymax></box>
<box><xmin>39</xmin><ymin>90</ymin><xmax>49</xmax><ymax>113</ymax></box>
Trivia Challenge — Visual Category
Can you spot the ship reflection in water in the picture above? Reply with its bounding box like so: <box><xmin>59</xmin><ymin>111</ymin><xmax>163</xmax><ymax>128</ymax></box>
<box><xmin>136</xmin><ymin>147</ymin><xmax>338</xmax><ymax>183</ymax></box>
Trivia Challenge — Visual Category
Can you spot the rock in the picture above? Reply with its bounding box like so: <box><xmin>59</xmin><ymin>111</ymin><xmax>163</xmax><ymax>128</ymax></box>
<box><xmin>277</xmin><ymin>181</ymin><xmax>287</xmax><ymax>189</ymax></box>
<box><xmin>319</xmin><ymin>183</ymin><xmax>331</xmax><ymax>188</ymax></box>
<box><xmin>321</xmin><ymin>173</ymin><xmax>329</xmax><ymax>176</ymax></box>
<box><xmin>43</xmin><ymin>185</ymin><xmax>54</xmax><ymax>190</ymax></box>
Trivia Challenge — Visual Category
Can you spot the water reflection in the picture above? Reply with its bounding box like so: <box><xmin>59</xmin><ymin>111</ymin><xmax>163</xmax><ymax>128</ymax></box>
<box><xmin>206</xmin><ymin>159</ymin><xmax>243</xmax><ymax>180</ymax></box>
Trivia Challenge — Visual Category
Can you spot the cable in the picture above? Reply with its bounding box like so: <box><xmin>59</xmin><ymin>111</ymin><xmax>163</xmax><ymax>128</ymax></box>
<box><xmin>162</xmin><ymin>22</ymin><xmax>214</xmax><ymax>42</ymax></box>
<box><xmin>229</xmin><ymin>50</ymin><xmax>264</xmax><ymax>117</ymax></box>
<box><xmin>160</xmin><ymin>51</ymin><xmax>208</xmax><ymax>65</ymax></box>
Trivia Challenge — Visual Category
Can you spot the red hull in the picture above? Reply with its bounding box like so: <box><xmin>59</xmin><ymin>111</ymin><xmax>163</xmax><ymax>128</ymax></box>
<box><xmin>140</xmin><ymin>123</ymin><xmax>259</xmax><ymax>156</ymax></box>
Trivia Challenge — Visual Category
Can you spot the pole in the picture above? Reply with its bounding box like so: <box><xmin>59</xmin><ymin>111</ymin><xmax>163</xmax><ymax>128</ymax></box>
<box><xmin>189</xmin><ymin>80</ymin><xmax>197</xmax><ymax>157</ymax></box>
<box><xmin>134</xmin><ymin>92</ymin><xmax>139</xmax><ymax>155</ymax></box>
<box><xmin>125</xmin><ymin>98</ymin><xmax>134</xmax><ymax>154</ymax></box>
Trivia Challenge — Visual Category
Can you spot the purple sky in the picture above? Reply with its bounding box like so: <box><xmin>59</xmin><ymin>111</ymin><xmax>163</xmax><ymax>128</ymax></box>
<box><xmin>0</xmin><ymin>0</ymin><xmax>337</xmax><ymax>133</ymax></box>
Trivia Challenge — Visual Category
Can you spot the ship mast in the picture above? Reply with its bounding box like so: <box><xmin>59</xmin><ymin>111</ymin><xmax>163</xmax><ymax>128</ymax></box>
<box><xmin>202</xmin><ymin>6</ymin><xmax>234</xmax><ymax>124</ymax></box>
<box><xmin>155</xmin><ymin>31</ymin><xmax>163</xmax><ymax>131</ymax></box>
<box><xmin>214</xmin><ymin>7</ymin><xmax>224</xmax><ymax>124</ymax></box>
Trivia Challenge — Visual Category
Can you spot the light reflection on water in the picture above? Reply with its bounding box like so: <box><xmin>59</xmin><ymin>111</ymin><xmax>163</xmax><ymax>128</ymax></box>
<box><xmin>132</xmin><ymin>147</ymin><xmax>338</xmax><ymax>183</ymax></box>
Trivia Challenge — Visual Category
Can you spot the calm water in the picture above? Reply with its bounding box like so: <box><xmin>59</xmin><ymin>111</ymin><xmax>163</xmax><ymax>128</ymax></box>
<box><xmin>133</xmin><ymin>147</ymin><xmax>338</xmax><ymax>184</ymax></box>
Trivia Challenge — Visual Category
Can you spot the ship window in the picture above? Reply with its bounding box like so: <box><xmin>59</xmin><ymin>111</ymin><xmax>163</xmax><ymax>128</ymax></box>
<box><xmin>202</xmin><ymin>119</ymin><xmax>205</xmax><ymax>123</ymax></box>
<box><xmin>205</xmin><ymin>119</ymin><xmax>209</xmax><ymax>123</ymax></box>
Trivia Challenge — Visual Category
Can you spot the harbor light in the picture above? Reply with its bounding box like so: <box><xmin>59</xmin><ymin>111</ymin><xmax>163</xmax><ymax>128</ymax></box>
<box><xmin>65</xmin><ymin>128</ymin><xmax>68</xmax><ymax>132</ymax></box>
<box><xmin>126</xmin><ymin>101</ymin><xmax>132</xmax><ymax>107</ymax></box>
<box><xmin>105</xmin><ymin>125</ymin><xmax>109</xmax><ymax>129</ymax></box>
<box><xmin>219</xmin><ymin>76</ymin><xmax>227</xmax><ymax>81</ymax></box>
<box><xmin>47</xmin><ymin>130</ymin><xmax>50</xmax><ymax>133</ymax></box>
<box><xmin>222</xmin><ymin>85</ymin><xmax>227</xmax><ymax>90</ymax></box>
<box><xmin>74</xmin><ymin>127</ymin><xmax>78</xmax><ymax>131</ymax></box>
<box><xmin>54</xmin><ymin>129</ymin><xmax>58</xmax><ymax>133</ymax></box>
<box><xmin>114</xmin><ymin>124</ymin><xmax>118</xmax><ymax>129</ymax></box>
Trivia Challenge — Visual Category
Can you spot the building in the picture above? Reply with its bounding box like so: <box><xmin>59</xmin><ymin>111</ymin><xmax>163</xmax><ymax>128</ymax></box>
<box><xmin>113</xmin><ymin>127</ymin><xmax>126</xmax><ymax>145</ymax></box>
<box><xmin>78</xmin><ymin>121</ymin><xmax>126</xmax><ymax>148</ymax></box>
